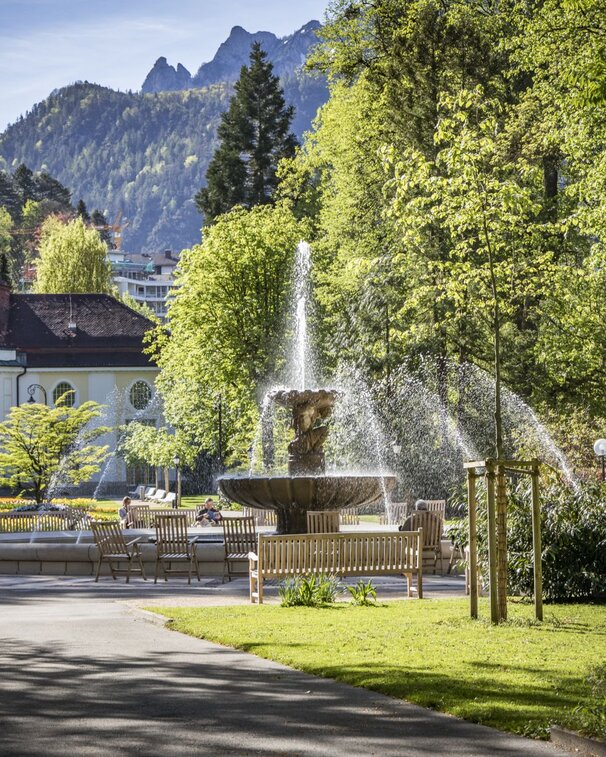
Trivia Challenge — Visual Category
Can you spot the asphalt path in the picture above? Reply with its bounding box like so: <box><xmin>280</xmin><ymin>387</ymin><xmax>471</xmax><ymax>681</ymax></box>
<box><xmin>0</xmin><ymin>577</ymin><xmax>568</xmax><ymax>756</ymax></box>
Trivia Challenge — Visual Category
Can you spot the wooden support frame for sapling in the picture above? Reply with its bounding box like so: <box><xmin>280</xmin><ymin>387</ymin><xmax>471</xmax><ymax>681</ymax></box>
<box><xmin>464</xmin><ymin>458</ymin><xmax>543</xmax><ymax>624</ymax></box>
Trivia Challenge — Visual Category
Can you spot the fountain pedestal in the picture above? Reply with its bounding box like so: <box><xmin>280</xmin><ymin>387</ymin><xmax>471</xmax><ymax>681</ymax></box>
<box><xmin>218</xmin><ymin>387</ymin><xmax>396</xmax><ymax>534</ymax></box>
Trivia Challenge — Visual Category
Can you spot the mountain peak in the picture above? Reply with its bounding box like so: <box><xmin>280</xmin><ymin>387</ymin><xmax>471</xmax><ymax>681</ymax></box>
<box><xmin>142</xmin><ymin>58</ymin><xmax>191</xmax><ymax>94</ymax></box>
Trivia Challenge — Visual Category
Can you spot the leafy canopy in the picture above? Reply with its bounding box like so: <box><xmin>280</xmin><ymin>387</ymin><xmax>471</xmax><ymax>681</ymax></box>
<box><xmin>151</xmin><ymin>203</ymin><xmax>306</xmax><ymax>463</ymax></box>
<box><xmin>34</xmin><ymin>215</ymin><xmax>113</xmax><ymax>294</ymax></box>
<box><xmin>0</xmin><ymin>395</ymin><xmax>109</xmax><ymax>503</ymax></box>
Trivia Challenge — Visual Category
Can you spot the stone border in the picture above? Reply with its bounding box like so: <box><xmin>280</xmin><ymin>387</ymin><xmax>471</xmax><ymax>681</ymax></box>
<box><xmin>551</xmin><ymin>725</ymin><xmax>606</xmax><ymax>757</ymax></box>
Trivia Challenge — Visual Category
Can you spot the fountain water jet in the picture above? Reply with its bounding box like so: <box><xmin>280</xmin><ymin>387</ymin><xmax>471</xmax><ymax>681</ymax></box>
<box><xmin>219</xmin><ymin>242</ymin><xmax>396</xmax><ymax>533</ymax></box>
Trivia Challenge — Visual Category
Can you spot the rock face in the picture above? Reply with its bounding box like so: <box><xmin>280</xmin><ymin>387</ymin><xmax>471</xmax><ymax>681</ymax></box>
<box><xmin>141</xmin><ymin>57</ymin><xmax>192</xmax><ymax>94</ymax></box>
<box><xmin>141</xmin><ymin>21</ymin><xmax>322</xmax><ymax>92</ymax></box>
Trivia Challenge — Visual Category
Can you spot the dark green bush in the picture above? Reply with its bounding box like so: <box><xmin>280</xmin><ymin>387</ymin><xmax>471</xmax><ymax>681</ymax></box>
<box><xmin>450</xmin><ymin>481</ymin><xmax>606</xmax><ymax>602</ymax></box>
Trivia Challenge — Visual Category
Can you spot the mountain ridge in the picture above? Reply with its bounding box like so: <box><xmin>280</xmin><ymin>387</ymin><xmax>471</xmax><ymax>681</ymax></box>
<box><xmin>0</xmin><ymin>21</ymin><xmax>327</xmax><ymax>252</ymax></box>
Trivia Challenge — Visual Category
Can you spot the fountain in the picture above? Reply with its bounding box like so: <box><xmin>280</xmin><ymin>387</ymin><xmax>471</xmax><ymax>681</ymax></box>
<box><xmin>218</xmin><ymin>242</ymin><xmax>396</xmax><ymax>533</ymax></box>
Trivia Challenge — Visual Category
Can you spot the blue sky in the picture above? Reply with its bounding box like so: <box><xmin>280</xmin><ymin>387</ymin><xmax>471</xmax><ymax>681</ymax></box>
<box><xmin>0</xmin><ymin>0</ymin><xmax>329</xmax><ymax>131</ymax></box>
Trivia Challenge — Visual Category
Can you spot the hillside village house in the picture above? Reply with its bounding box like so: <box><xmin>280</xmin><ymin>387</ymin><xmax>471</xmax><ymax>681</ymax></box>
<box><xmin>0</xmin><ymin>283</ymin><xmax>160</xmax><ymax>494</ymax></box>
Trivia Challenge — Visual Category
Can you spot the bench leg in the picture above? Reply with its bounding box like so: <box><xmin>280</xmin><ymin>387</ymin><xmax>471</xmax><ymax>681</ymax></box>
<box><xmin>249</xmin><ymin>569</ymin><xmax>256</xmax><ymax>603</ymax></box>
<box><xmin>258</xmin><ymin>573</ymin><xmax>264</xmax><ymax>604</ymax></box>
<box><xmin>417</xmin><ymin>569</ymin><xmax>423</xmax><ymax>599</ymax></box>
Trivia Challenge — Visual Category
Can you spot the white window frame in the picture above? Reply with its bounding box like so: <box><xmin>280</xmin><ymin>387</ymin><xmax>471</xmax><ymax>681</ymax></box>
<box><xmin>127</xmin><ymin>379</ymin><xmax>153</xmax><ymax>411</ymax></box>
<box><xmin>51</xmin><ymin>380</ymin><xmax>78</xmax><ymax>408</ymax></box>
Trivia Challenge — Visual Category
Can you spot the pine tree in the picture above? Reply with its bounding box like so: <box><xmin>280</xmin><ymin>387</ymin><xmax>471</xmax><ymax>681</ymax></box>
<box><xmin>77</xmin><ymin>199</ymin><xmax>91</xmax><ymax>223</ymax></box>
<box><xmin>195</xmin><ymin>43</ymin><xmax>297</xmax><ymax>224</ymax></box>
<box><xmin>90</xmin><ymin>209</ymin><xmax>113</xmax><ymax>247</ymax></box>
<box><xmin>12</xmin><ymin>164</ymin><xmax>36</xmax><ymax>204</ymax></box>
<box><xmin>0</xmin><ymin>171</ymin><xmax>21</xmax><ymax>221</ymax></box>
<box><xmin>34</xmin><ymin>172</ymin><xmax>72</xmax><ymax>207</ymax></box>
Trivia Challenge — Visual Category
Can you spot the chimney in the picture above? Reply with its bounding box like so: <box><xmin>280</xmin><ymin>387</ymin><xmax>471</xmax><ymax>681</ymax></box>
<box><xmin>0</xmin><ymin>275</ymin><xmax>11</xmax><ymax>345</ymax></box>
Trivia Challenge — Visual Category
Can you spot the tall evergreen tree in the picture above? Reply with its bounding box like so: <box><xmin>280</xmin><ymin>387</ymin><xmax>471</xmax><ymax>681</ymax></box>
<box><xmin>77</xmin><ymin>199</ymin><xmax>91</xmax><ymax>223</ymax></box>
<box><xmin>12</xmin><ymin>164</ymin><xmax>36</xmax><ymax>204</ymax></box>
<box><xmin>0</xmin><ymin>171</ymin><xmax>21</xmax><ymax>221</ymax></box>
<box><xmin>90</xmin><ymin>209</ymin><xmax>113</xmax><ymax>247</ymax></box>
<box><xmin>195</xmin><ymin>43</ymin><xmax>297</xmax><ymax>224</ymax></box>
<box><xmin>34</xmin><ymin>172</ymin><xmax>72</xmax><ymax>207</ymax></box>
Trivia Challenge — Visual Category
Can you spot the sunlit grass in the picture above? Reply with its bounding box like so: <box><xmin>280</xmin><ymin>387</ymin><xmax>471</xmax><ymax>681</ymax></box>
<box><xmin>150</xmin><ymin>598</ymin><xmax>606</xmax><ymax>740</ymax></box>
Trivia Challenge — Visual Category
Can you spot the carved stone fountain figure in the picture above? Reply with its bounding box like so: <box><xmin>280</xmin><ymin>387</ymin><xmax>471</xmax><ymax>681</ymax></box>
<box><xmin>271</xmin><ymin>388</ymin><xmax>338</xmax><ymax>475</ymax></box>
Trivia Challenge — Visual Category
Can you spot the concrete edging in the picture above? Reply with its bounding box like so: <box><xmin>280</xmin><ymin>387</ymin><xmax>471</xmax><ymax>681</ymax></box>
<box><xmin>551</xmin><ymin>725</ymin><xmax>606</xmax><ymax>757</ymax></box>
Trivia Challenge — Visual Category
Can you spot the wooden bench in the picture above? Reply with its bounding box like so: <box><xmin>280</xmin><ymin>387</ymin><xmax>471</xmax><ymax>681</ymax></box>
<box><xmin>129</xmin><ymin>506</ymin><xmax>198</xmax><ymax>529</ymax></box>
<box><xmin>242</xmin><ymin>507</ymin><xmax>277</xmax><ymax>527</ymax></box>
<box><xmin>0</xmin><ymin>511</ymin><xmax>89</xmax><ymax>533</ymax></box>
<box><xmin>339</xmin><ymin>508</ymin><xmax>360</xmax><ymax>526</ymax></box>
<box><xmin>248</xmin><ymin>530</ymin><xmax>423</xmax><ymax>603</ymax></box>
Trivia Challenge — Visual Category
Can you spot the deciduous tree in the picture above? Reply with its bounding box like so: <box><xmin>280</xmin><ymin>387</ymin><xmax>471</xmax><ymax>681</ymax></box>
<box><xmin>0</xmin><ymin>396</ymin><xmax>109</xmax><ymax>503</ymax></box>
<box><xmin>34</xmin><ymin>216</ymin><xmax>113</xmax><ymax>294</ymax></box>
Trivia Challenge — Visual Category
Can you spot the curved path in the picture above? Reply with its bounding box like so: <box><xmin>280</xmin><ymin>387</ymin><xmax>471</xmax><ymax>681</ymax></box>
<box><xmin>0</xmin><ymin>576</ymin><xmax>567</xmax><ymax>756</ymax></box>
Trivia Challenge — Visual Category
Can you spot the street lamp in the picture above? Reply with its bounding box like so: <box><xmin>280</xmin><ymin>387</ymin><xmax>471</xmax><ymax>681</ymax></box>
<box><xmin>594</xmin><ymin>439</ymin><xmax>606</xmax><ymax>482</ymax></box>
<box><xmin>173</xmin><ymin>454</ymin><xmax>181</xmax><ymax>509</ymax></box>
<box><xmin>173</xmin><ymin>455</ymin><xmax>181</xmax><ymax>508</ymax></box>
<box><xmin>27</xmin><ymin>384</ymin><xmax>47</xmax><ymax>405</ymax></box>
<box><xmin>391</xmin><ymin>441</ymin><xmax>402</xmax><ymax>456</ymax></box>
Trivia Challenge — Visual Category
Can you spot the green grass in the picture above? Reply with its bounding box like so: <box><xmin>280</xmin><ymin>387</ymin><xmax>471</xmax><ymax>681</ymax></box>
<box><xmin>149</xmin><ymin>598</ymin><xmax>606</xmax><ymax>740</ymax></box>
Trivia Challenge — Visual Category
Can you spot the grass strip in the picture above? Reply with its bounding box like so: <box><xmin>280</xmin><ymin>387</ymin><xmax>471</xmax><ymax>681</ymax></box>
<box><xmin>148</xmin><ymin>598</ymin><xmax>606</xmax><ymax>740</ymax></box>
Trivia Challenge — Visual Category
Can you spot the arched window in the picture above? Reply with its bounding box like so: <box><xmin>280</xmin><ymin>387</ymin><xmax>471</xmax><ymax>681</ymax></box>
<box><xmin>129</xmin><ymin>380</ymin><xmax>152</xmax><ymax>410</ymax></box>
<box><xmin>53</xmin><ymin>381</ymin><xmax>76</xmax><ymax>407</ymax></box>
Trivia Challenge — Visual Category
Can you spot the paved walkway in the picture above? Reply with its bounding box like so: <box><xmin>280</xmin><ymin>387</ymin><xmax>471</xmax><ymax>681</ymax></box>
<box><xmin>0</xmin><ymin>576</ymin><xmax>567</xmax><ymax>756</ymax></box>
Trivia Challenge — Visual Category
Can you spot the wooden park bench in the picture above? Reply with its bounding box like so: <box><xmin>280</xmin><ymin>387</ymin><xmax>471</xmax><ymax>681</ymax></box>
<box><xmin>129</xmin><ymin>505</ymin><xmax>197</xmax><ymax>529</ymax></box>
<box><xmin>248</xmin><ymin>530</ymin><xmax>423</xmax><ymax>603</ymax></box>
<box><xmin>0</xmin><ymin>510</ymin><xmax>88</xmax><ymax>533</ymax></box>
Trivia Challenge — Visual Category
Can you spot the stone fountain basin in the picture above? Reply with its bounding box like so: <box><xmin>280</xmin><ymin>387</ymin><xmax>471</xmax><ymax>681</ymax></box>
<box><xmin>218</xmin><ymin>474</ymin><xmax>396</xmax><ymax>511</ymax></box>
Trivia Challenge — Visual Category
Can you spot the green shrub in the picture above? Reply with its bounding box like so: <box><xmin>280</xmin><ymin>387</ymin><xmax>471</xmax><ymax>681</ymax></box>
<box><xmin>450</xmin><ymin>481</ymin><xmax>606</xmax><ymax>602</ymax></box>
<box><xmin>570</xmin><ymin>664</ymin><xmax>606</xmax><ymax>740</ymax></box>
<box><xmin>278</xmin><ymin>574</ymin><xmax>341</xmax><ymax>607</ymax></box>
<box><xmin>346</xmin><ymin>579</ymin><xmax>377</xmax><ymax>605</ymax></box>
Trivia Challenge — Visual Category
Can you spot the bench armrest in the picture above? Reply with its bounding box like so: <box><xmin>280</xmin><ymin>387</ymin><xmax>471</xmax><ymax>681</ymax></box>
<box><xmin>248</xmin><ymin>551</ymin><xmax>258</xmax><ymax>563</ymax></box>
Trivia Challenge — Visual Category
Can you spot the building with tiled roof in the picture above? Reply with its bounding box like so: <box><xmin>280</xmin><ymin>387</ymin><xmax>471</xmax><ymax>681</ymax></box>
<box><xmin>0</xmin><ymin>284</ymin><xmax>161</xmax><ymax>494</ymax></box>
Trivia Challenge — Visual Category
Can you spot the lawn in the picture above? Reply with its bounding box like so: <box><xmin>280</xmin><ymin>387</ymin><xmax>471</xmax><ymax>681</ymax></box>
<box><xmin>150</xmin><ymin>598</ymin><xmax>606</xmax><ymax>740</ymax></box>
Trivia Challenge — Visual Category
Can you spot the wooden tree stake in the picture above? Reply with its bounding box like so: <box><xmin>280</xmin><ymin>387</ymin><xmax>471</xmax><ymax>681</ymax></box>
<box><xmin>467</xmin><ymin>469</ymin><xmax>478</xmax><ymax>619</ymax></box>
<box><xmin>485</xmin><ymin>461</ymin><xmax>499</xmax><ymax>624</ymax></box>
<box><xmin>496</xmin><ymin>463</ymin><xmax>508</xmax><ymax>622</ymax></box>
<box><xmin>531</xmin><ymin>462</ymin><xmax>543</xmax><ymax>621</ymax></box>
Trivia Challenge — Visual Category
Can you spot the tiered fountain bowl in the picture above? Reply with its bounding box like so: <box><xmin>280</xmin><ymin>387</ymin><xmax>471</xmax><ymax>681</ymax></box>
<box><xmin>218</xmin><ymin>388</ymin><xmax>396</xmax><ymax>534</ymax></box>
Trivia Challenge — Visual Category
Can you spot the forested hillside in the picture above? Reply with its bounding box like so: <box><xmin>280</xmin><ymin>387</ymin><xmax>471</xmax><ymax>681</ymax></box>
<box><xmin>0</xmin><ymin>24</ymin><xmax>327</xmax><ymax>251</ymax></box>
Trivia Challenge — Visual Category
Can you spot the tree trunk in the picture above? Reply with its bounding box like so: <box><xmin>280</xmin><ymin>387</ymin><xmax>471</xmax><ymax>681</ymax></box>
<box><xmin>163</xmin><ymin>466</ymin><xmax>169</xmax><ymax>493</ymax></box>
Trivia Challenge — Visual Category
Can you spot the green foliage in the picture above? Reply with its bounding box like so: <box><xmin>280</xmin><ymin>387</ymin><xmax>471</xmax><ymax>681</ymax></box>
<box><xmin>195</xmin><ymin>43</ymin><xmax>297</xmax><ymax>224</ymax></box>
<box><xmin>450</xmin><ymin>480</ymin><xmax>606</xmax><ymax>602</ymax></box>
<box><xmin>151</xmin><ymin>203</ymin><xmax>305</xmax><ymax>463</ymax></box>
<box><xmin>278</xmin><ymin>574</ymin><xmax>341</xmax><ymax>606</ymax></box>
<box><xmin>119</xmin><ymin>422</ymin><xmax>192</xmax><ymax>469</ymax></box>
<box><xmin>34</xmin><ymin>216</ymin><xmax>113</xmax><ymax>294</ymax></box>
<box><xmin>0</xmin><ymin>396</ymin><xmax>110</xmax><ymax>503</ymax></box>
<box><xmin>346</xmin><ymin>578</ymin><xmax>377</xmax><ymax>606</ymax></box>
<box><xmin>572</xmin><ymin>663</ymin><xmax>606</xmax><ymax>740</ymax></box>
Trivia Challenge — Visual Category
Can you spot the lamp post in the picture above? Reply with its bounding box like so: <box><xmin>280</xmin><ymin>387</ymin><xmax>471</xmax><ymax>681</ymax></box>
<box><xmin>27</xmin><ymin>384</ymin><xmax>47</xmax><ymax>405</ymax></box>
<box><xmin>173</xmin><ymin>454</ymin><xmax>181</xmax><ymax>509</ymax></box>
<box><xmin>594</xmin><ymin>439</ymin><xmax>606</xmax><ymax>482</ymax></box>
<box><xmin>391</xmin><ymin>441</ymin><xmax>402</xmax><ymax>456</ymax></box>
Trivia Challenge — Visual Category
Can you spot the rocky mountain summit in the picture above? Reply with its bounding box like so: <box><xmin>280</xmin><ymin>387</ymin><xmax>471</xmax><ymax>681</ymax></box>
<box><xmin>141</xmin><ymin>58</ymin><xmax>192</xmax><ymax>94</ymax></box>
<box><xmin>141</xmin><ymin>21</ymin><xmax>321</xmax><ymax>94</ymax></box>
